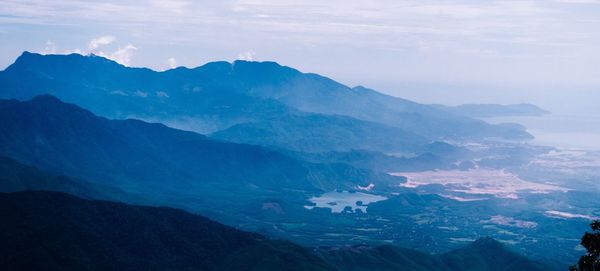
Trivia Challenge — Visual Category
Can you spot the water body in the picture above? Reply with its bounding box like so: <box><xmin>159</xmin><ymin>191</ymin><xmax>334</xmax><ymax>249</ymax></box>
<box><xmin>483</xmin><ymin>113</ymin><xmax>600</xmax><ymax>151</ymax></box>
<box><xmin>306</xmin><ymin>191</ymin><xmax>387</xmax><ymax>213</ymax></box>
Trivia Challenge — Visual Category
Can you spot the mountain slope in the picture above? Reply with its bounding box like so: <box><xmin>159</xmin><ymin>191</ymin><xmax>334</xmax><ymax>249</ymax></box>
<box><xmin>0</xmin><ymin>95</ymin><xmax>316</xmax><ymax>193</ymax></box>
<box><xmin>317</xmin><ymin>245</ymin><xmax>445</xmax><ymax>271</ymax></box>
<box><xmin>0</xmin><ymin>95</ymin><xmax>403</xmax><ymax>226</ymax></box>
<box><xmin>0</xmin><ymin>155</ymin><xmax>99</xmax><ymax>196</ymax></box>
<box><xmin>246</xmin><ymin>76</ymin><xmax>531</xmax><ymax>140</ymax></box>
<box><xmin>440</xmin><ymin>237</ymin><xmax>549</xmax><ymax>271</ymax></box>
<box><xmin>0</xmin><ymin>95</ymin><xmax>393</xmax><ymax>192</ymax></box>
<box><xmin>0</xmin><ymin>191</ymin><xmax>335</xmax><ymax>271</ymax></box>
<box><xmin>212</xmin><ymin>113</ymin><xmax>427</xmax><ymax>153</ymax></box>
<box><xmin>0</xmin><ymin>155</ymin><xmax>145</xmax><ymax>204</ymax></box>
<box><xmin>317</xmin><ymin>239</ymin><xmax>548</xmax><ymax>271</ymax></box>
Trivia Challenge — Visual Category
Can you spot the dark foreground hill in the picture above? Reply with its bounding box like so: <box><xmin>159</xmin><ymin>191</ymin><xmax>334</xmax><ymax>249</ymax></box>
<box><xmin>318</xmin><ymin>239</ymin><xmax>549</xmax><ymax>271</ymax></box>
<box><xmin>0</xmin><ymin>191</ymin><xmax>549</xmax><ymax>271</ymax></box>
<box><xmin>0</xmin><ymin>191</ymin><xmax>334</xmax><ymax>271</ymax></box>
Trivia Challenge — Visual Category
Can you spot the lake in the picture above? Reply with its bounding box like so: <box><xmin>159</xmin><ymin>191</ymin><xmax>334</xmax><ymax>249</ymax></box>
<box><xmin>306</xmin><ymin>191</ymin><xmax>387</xmax><ymax>213</ymax></box>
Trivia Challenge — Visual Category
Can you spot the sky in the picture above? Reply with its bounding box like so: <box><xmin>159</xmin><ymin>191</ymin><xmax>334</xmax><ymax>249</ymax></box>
<box><xmin>1</xmin><ymin>0</ymin><xmax>599</xmax><ymax>112</ymax></box>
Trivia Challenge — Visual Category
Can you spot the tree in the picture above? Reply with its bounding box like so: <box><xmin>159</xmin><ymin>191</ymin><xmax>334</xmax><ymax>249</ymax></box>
<box><xmin>572</xmin><ymin>220</ymin><xmax>600</xmax><ymax>271</ymax></box>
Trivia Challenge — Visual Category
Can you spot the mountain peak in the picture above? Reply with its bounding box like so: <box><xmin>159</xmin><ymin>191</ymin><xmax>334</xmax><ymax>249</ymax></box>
<box><xmin>30</xmin><ymin>94</ymin><xmax>63</xmax><ymax>104</ymax></box>
<box><xmin>231</xmin><ymin>59</ymin><xmax>299</xmax><ymax>74</ymax></box>
<box><xmin>19</xmin><ymin>50</ymin><xmax>36</xmax><ymax>57</ymax></box>
<box><xmin>471</xmin><ymin>237</ymin><xmax>503</xmax><ymax>248</ymax></box>
<box><xmin>10</xmin><ymin>51</ymin><xmax>42</xmax><ymax>67</ymax></box>
<box><xmin>8</xmin><ymin>51</ymin><xmax>122</xmax><ymax>73</ymax></box>
<box><xmin>232</xmin><ymin>59</ymin><xmax>282</xmax><ymax>66</ymax></box>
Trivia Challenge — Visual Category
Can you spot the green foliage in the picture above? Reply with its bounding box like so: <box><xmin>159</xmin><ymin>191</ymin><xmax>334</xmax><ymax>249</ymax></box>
<box><xmin>572</xmin><ymin>220</ymin><xmax>600</xmax><ymax>271</ymax></box>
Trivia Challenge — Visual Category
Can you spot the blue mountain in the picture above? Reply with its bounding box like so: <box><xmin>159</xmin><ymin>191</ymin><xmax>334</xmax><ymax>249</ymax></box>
<box><xmin>0</xmin><ymin>52</ymin><xmax>531</xmax><ymax>155</ymax></box>
<box><xmin>0</xmin><ymin>95</ymin><xmax>401</xmax><ymax>223</ymax></box>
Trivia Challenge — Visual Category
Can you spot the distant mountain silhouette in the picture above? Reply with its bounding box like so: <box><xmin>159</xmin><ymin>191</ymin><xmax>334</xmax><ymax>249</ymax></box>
<box><xmin>0</xmin><ymin>52</ymin><xmax>531</xmax><ymax>155</ymax></box>
<box><xmin>212</xmin><ymin>113</ymin><xmax>427</xmax><ymax>153</ymax></box>
<box><xmin>433</xmin><ymin>103</ymin><xmax>551</xmax><ymax>118</ymax></box>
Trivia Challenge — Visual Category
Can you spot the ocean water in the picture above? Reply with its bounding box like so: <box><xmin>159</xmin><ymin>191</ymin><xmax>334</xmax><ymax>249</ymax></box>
<box><xmin>386</xmin><ymin>86</ymin><xmax>600</xmax><ymax>151</ymax></box>
<box><xmin>483</xmin><ymin>114</ymin><xmax>600</xmax><ymax>151</ymax></box>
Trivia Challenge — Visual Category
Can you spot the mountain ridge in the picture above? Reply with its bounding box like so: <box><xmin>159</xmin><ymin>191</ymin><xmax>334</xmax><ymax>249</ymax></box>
<box><xmin>0</xmin><ymin>51</ymin><xmax>532</xmax><ymax>153</ymax></box>
<box><xmin>0</xmin><ymin>95</ymin><xmax>392</xmax><ymax>191</ymax></box>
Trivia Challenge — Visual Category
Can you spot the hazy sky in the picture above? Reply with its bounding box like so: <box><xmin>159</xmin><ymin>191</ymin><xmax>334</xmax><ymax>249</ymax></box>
<box><xmin>1</xmin><ymin>0</ymin><xmax>599</xmax><ymax>111</ymax></box>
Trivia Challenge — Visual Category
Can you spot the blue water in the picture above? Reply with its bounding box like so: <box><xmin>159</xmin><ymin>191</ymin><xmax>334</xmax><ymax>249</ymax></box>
<box><xmin>483</xmin><ymin>114</ymin><xmax>600</xmax><ymax>151</ymax></box>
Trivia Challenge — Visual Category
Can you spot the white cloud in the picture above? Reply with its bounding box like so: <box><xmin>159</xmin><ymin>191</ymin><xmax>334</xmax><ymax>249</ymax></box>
<box><xmin>555</xmin><ymin>0</ymin><xmax>600</xmax><ymax>3</ymax></box>
<box><xmin>167</xmin><ymin>57</ymin><xmax>177</xmax><ymax>68</ymax></box>
<box><xmin>88</xmin><ymin>35</ymin><xmax>115</xmax><ymax>51</ymax></box>
<box><xmin>151</xmin><ymin>0</ymin><xmax>191</xmax><ymax>12</ymax></box>
<box><xmin>110</xmin><ymin>90</ymin><xmax>129</xmax><ymax>96</ymax></box>
<box><xmin>237</xmin><ymin>51</ymin><xmax>255</xmax><ymax>61</ymax></box>
<box><xmin>133</xmin><ymin>90</ymin><xmax>148</xmax><ymax>97</ymax></box>
<box><xmin>545</xmin><ymin>211</ymin><xmax>599</xmax><ymax>220</ymax></box>
<box><xmin>43</xmin><ymin>36</ymin><xmax>138</xmax><ymax>66</ymax></box>
<box><xmin>2</xmin><ymin>0</ymin><xmax>600</xmax><ymax>88</ymax></box>
<box><xmin>103</xmin><ymin>43</ymin><xmax>137</xmax><ymax>66</ymax></box>
<box><xmin>482</xmin><ymin>215</ymin><xmax>538</xmax><ymax>229</ymax></box>
<box><xmin>42</xmin><ymin>40</ymin><xmax>56</xmax><ymax>54</ymax></box>
<box><xmin>156</xmin><ymin>91</ymin><xmax>169</xmax><ymax>98</ymax></box>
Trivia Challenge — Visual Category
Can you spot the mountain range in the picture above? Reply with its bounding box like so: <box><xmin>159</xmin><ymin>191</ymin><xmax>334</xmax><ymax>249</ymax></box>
<box><xmin>0</xmin><ymin>52</ymin><xmax>532</xmax><ymax>155</ymax></box>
